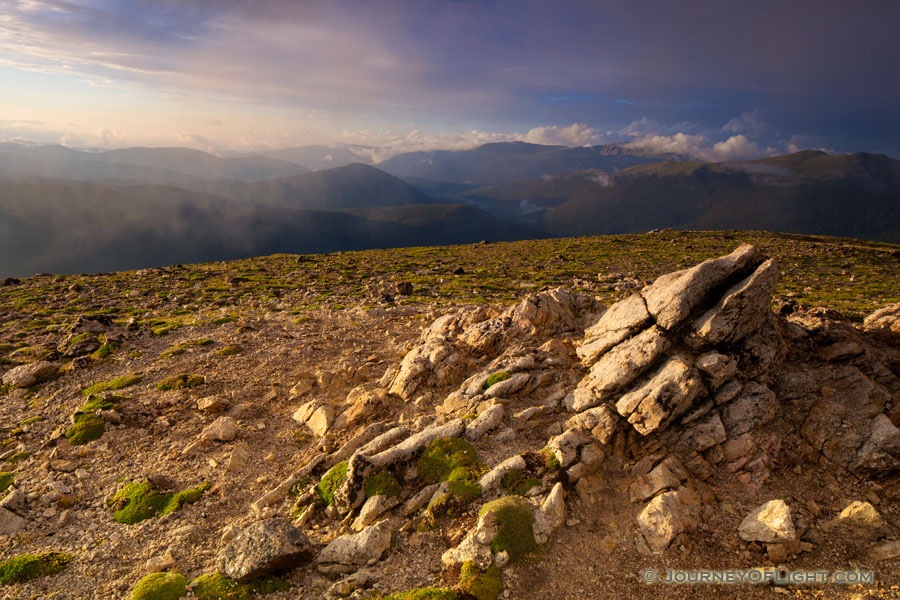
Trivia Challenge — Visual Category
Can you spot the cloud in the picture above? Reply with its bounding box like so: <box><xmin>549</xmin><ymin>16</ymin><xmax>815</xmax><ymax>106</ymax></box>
<box><xmin>522</xmin><ymin>123</ymin><xmax>609</xmax><ymax>146</ymax></box>
<box><xmin>623</xmin><ymin>133</ymin><xmax>775</xmax><ymax>161</ymax></box>
<box><xmin>722</xmin><ymin>109</ymin><xmax>770</xmax><ymax>138</ymax></box>
<box><xmin>619</xmin><ymin>117</ymin><xmax>699</xmax><ymax>138</ymax></box>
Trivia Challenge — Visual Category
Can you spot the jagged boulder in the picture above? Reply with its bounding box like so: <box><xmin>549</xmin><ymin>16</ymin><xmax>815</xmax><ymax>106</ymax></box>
<box><xmin>640</xmin><ymin>244</ymin><xmax>763</xmax><ymax>330</ymax></box>
<box><xmin>217</xmin><ymin>518</ymin><xmax>311</xmax><ymax>583</ymax></box>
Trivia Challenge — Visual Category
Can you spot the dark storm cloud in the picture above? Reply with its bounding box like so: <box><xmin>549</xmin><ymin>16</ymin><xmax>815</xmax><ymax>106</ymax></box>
<box><xmin>2</xmin><ymin>0</ymin><xmax>898</xmax><ymax>154</ymax></box>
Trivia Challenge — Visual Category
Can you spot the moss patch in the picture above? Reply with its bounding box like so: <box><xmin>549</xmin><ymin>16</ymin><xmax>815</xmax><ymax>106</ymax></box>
<box><xmin>214</xmin><ymin>345</ymin><xmax>242</xmax><ymax>357</ymax></box>
<box><xmin>418</xmin><ymin>438</ymin><xmax>484</xmax><ymax>502</ymax></box>
<box><xmin>540</xmin><ymin>447</ymin><xmax>560</xmax><ymax>471</ymax></box>
<box><xmin>380</xmin><ymin>589</ymin><xmax>460</xmax><ymax>600</ymax></box>
<box><xmin>0</xmin><ymin>551</ymin><xmax>73</xmax><ymax>585</ymax></box>
<box><xmin>65</xmin><ymin>396</ymin><xmax>116</xmax><ymax>446</ymax></box>
<box><xmin>459</xmin><ymin>562</ymin><xmax>503</xmax><ymax>600</ymax></box>
<box><xmin>81</xmin><ymin>374</ymin><xmax>141</xmax><ymax>396</ymax></box>
<box><xmin>315</xmin><ymin>461</ymin><xmax>348</xmax><ymax>506</ymax></box>
<box><xmin>191</xmin><ymin>572</ymin><xmax>289</xmax><ymax>599</ymax></box>
<box><xmin>479</xmin><ymin>496</ymin><xmax>540</xmax><ymax>563</ymax></box>
<box><xmin>364</xmin><ymin>469</ymin><xmax>401</xmax><ymax>498</ymax></box>
<box><xmin>156</xmin><ymin>373</ymin><xmax>205</xmax><ymax>391</ymax></box>
<box><xmin>483</xmin><ymin>371</ymin><xmax>511</xmax><ymax>390</ymax></box>
<box><xmin>131</xmin><ymin>572</ymin><xmax>188</xmax><ymax>600</ymax></box>
<box><xmin>108</xmin><ymin>480</ymin><xmax>209</xmax><ymax>524</ymax></box>
<box><xmin>501</xmin><ymin>469</ymin><xmax>542</xmax><ymax>496</ymax></box>
<box><xmin>0</xmin><ymin>472</ymin><xmax>14</xmax><ymax>494</ymax></box>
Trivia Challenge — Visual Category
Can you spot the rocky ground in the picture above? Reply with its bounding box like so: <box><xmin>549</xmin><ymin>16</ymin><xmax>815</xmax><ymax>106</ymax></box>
<box><xmin>0</xmin><ymin>232</ymin><xmax>899</xmax><ymax>600</ymax></box>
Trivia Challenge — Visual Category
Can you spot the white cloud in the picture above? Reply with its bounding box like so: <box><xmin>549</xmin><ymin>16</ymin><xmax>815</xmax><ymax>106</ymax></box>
<box><xmin>722</xmin><ymin>109</ymin><xmax>769</xmax><ymax>137</ymax></box>
<box><xmin>623</xmin><ymin>133</ymin><xmax>775</xmax><ymax>161</ymax></box>
<box><xmin>522</xmin><ymin>123</ymin><xmax>608</xmax><ymax>146</ymax></box>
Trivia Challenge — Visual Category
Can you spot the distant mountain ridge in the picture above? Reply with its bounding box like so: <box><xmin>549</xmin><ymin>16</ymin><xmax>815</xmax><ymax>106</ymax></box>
<box><xmin>2</xmin><ymin>141</ymin><xmax>899</xmax><ymax>276</ymax></box>
<box><xmin>453</xmin><ymin>151</ymin><xmax>900</xmax><ymax>242</ymax></box>
<box><xmin>0</xmin><ymin>142</ymin><xmax>309</xmax><ymax>183</ymax></box>
<box><xmin>377</xmin><ymin>141</ymin><xmax>667</xmax><ymax>184</ymax></box>
<box><xmin>0</xmin><ymin>163</ymin><xmax>536</xmax><ymax>276</ymax></box>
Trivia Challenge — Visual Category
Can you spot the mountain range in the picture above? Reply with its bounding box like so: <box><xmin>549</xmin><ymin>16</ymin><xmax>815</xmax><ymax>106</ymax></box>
<box><xmin>0</xmin><ymin>140</ymin><xmax>898</xmax><ymax>276</ymax></box>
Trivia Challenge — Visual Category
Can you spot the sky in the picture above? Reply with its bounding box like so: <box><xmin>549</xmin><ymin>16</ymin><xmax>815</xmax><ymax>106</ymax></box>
<box><xmin>1</xmin><ymin>0</ymin><xmax>899</xmax><ymax>160</ymax></box>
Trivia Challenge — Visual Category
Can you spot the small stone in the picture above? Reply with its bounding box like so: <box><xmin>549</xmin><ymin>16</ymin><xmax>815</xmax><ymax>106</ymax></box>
<box><xmin>738</xmin><ymin>500</ymin><xmax>795</xmax><ymax>543</ymax></box>
<box><xmin>867</xmin><ymin>540</ymin><xmax>900</xmax><ymax>561</ymax></box>
<box><xmin>200</xmin><ymin>416</ymin><xmax>237</xmax><ymax>442</ymax></box>
<box><xmin>226</xmin><ymin>444</ymin><xmax>251</xmax><ymax>473</ymax></box>
<box><xmin>822</xmin><ymin>501</ymin><xmax>890</xmax><ymax>541</ymax></box>
<box><xmin>0</xmin><ymin>507</ymin><xmax>26</xmax><ymax>535</ymax></box>
<box><xmin>600</xmin><ymin>535</ymin><xmax>616</xmax><ymax>555</ymax></box>
<box><xmin>145</xmin><ymin>550</ymin><xmax>176</xmax><ymax>574</ymax></box>
<box><xmin>49</xmin><ymin>459</ymin><xmax>78</xmax><ymax>472</ymax></box>
<box><xmin>198</xmin><ymin>396</ymin><xmax>229</xmax><ymax>413</ymax></box>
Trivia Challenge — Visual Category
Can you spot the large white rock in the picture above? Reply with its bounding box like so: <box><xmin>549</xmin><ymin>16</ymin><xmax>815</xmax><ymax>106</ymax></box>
<box><xmin>689</xmin><ymin>258</ymin><xmax>779</xmax><ymax>346</ymax></box>
<box><xmin>616</xmin><ymin>354</ymin><xmax>705</xmax><ymax>435</ymax></box>
<box><xmin>464</xmin><ymin>404</ymin><xmax>504</xmax><ymax>441</ymax></box>
<box><xmin>577</xmin><ymin>294</ymin><xmax>651</xmax><ymax>366</ymax></box>
<box><xmin>641</xmin><ymin>244</ymin><xmax>762</xmax><ymax>330</ymax></box>
<box><xmin>738</xmin><ymin>499</ymin><xmax>796</xmax><ymax>543</ymax></box>
<box><xmin>369</xmin><ymin>419</ymin><xmax>464</xmax><ymax>467</ymax></box>
<box><xmin>572</xmin><ymin>326</ymin><xmax>672</xmax><ymax>412</ymax></box>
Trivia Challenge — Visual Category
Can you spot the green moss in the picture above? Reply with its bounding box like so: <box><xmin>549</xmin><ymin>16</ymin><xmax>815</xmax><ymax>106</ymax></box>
<box><xmin>160</xmin><ymin>482</ymin><xmax>211</xmax><ymax>516</ymax></box>
<box><xmin>501</xmin><ymin>469</ymin><xmax>542</xmax><ymax>496</ymax></box>
<box><xmin>210</xmin><ymin>316</ymin><xmax>235</xmax><ymax>325</ymax></box>
<box><xmin>65</xmin><ymin>396</ymin><xmax>116</xmax><ymax>446</ymax></box>
<box><xmin>289</xmin><ymin>476</ymin><xmax>312</xmax><ymax>498</ymax></box>
<box><xmin>540</xmin><ymin>447</ymin><xmax>560</xmax><ymax>471</ymax></box>
<box><xmin>156</xmin><ymin>373</ymin><xmax>205</xmax><ymax>391</ymax></box>
<box><xmin>81</xmin><ymin>374</ymin><xmax>141</xmax><ymax>396</ymax></box>
<box><xmin>108</xmin><ymin>480</ymin><xmax>209</xmax><ymax>524</ymax></box>
<box><xmin>196</xmin><ymin>339</ymin><xmax>215</xmax><ymax>346</ymax></box>
<box><xmin>91</xmin><ymin>342</ymin><xmax>114</xmax><ymax>359</ymax></box>
<box><xmin>214</xmin><ymin>345</ymin><xmax>242</xmax><ymax>357</ymax></box>
<box><xmin>131</xmin><ymin>572</ymin><xmax>188</xmax><ymax>600</ymax></box>
<box><xmin>18</xmin><ymin>415</ymin><xmax>43</xmax><ymax>427</ymax></box>
<box><xmin>364</xmin><ymin>469</ymin><xmax>401</xmax><ymax>498</ymax></box>
<box><xmin>159</xmin><ymin>345</ymin><xmax>187</xmax><ymax>359</ymax></box>
<box><xmin>0</xmin><ymin>472</ymin><xmax>14</xmax><ymax>494</ymax></box>
<box><xmin>65</xmin><ymin>413</ymin><xmax>105</xmax><ymax>446</ymax></box>
<box><xmin>4</xmin><ymin>451</ymin><xmax>29</xmax><ymax>464</ymax></box>
<box><xmin>191</xmin><ymin>572</ymin><xmax>289</xmax><ymax>599</ymax></box>
<box><xmin>459</xmin><ymin>563</ymin><xmax>503</xmax><ymax>600</ymax></box>
<box><xmin>380</xmin><ymin>589</ymin><xmax>460</xmax><ymax>600</ymax></box>
<box><xmin>483</xmin><ymin>371</ymin><xmax>512</xmax><ymax>390</ymax></box>
<box><xmin>151</xmin><ymin>324</ymin><xmax>179</xmax><ymax>336</ymax></box>
<box><xmin>479</xmin><ymin>496</ymin><xmax>540</xmax><ymax>563</ymax></box>
<box><xmin>0</xmin><ymin>551</ymin><xmax>73</xmax><ymax>585</ymax></box>
<box><xmin>67</xmin><ymin>332</ymin><xmax>93</xmax><ymax>346</ymax></box>
<box><xmin>315</xmin><ymin>461</ymin><xmax>349</xmax><ymax>505</ymax></box>
<box><xmin>418</xmin><ymin>438</ymin><xmax>484</xmax><ymax>502</ymax></box>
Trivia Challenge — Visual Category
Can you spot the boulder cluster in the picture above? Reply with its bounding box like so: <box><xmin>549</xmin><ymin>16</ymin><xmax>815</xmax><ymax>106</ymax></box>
<box><xmin>219</xmin><ymin>244</ymin><xmax>900</xmax><ymax>597</ymax></box>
